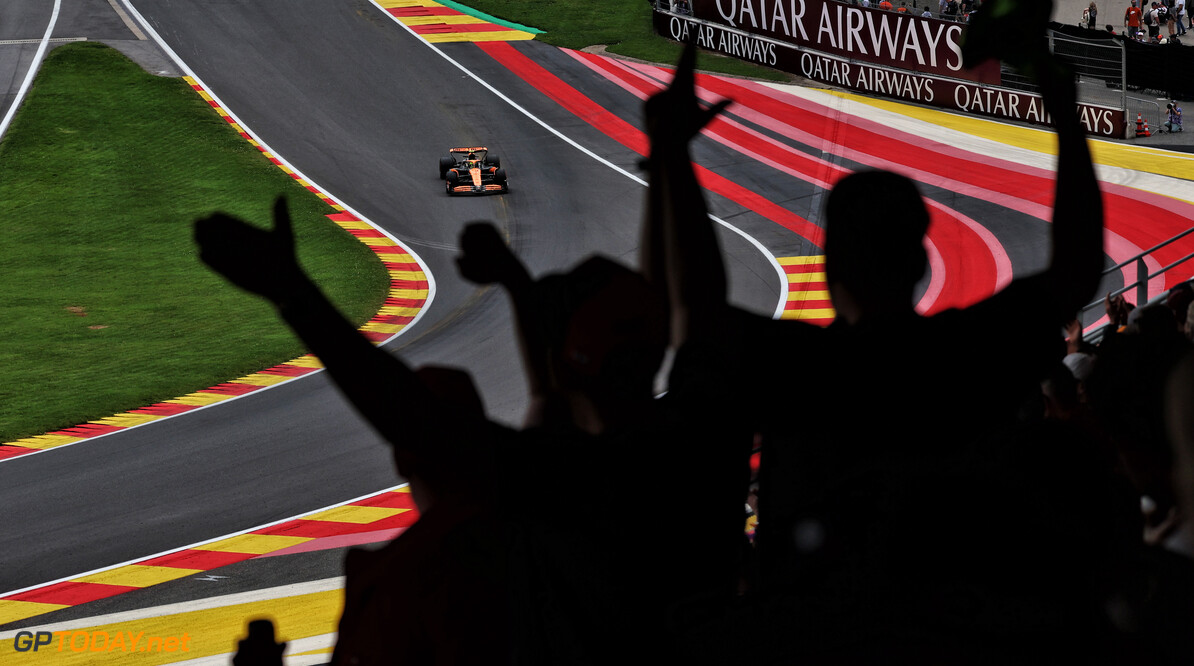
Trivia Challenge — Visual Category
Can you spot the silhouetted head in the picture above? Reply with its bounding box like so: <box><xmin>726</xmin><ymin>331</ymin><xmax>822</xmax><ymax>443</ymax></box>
<box><xmin>1167</xmin><ymin>282</ymin><xmax>1193</xmax><ymax>324</ymax></box>
<box><xmin>1128</xmin><ymin>303</ymin><xmax>1182</xmax><ymax>341</ymax></box>
<box><xmin>1042</xmin><ymin>362</ymin><xmax>1081</xmax><ymax>420</ymax></box>
<box><xmin>536</xmin><ymin>256</ymin><xmax>668</xmax><ymax>402</ymax></box>
<box><xmin>824</xmin><ymin>170</ymin><xmax>929</xmax><ymax>322</ymax></box>
<box><xmin>417</xmin><ymin>365</ymin><xmax>486</xmax><ymax>420</ymax></box>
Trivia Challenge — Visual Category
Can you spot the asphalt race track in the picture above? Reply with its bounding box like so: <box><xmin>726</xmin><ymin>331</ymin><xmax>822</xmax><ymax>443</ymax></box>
<box><xmin>0</xmin><ymin>0</ymin><xmax>785</xmax><ymax>594</ymax></box>
<box><xmin>2</xmin><ymin>0</ymin><xmax>1193</xmax><ymax>658</ymax></box>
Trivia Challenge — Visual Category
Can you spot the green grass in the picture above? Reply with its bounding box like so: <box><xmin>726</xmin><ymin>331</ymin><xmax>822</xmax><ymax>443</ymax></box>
<box><xmin>0</xmin><ymin>43</ymin><xmax>389</xmax><ymax>442</ymax></box>
<box><xmin>456</xmin><ymin>0</ymin><xmax>792</xmax><ymax>81</ymax></box>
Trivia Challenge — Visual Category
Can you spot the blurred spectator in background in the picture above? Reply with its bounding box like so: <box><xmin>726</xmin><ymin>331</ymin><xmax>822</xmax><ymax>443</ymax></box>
<box><xmin>1107</xmin><ymin>292</ymin><xmax>1136</xmax><ymax>332</ymax></box>
<box><xmin>1127</xmin><ymin>0</ymin><xmax>1144</xmax><ymax>36</ymax></box>
<box><xmin>1166</xmin><ymin>281</ymin><xmax>1192</xmax><ymax>328</ymax></box>
<box><xmin>1164</xmin><ymin>100</ymin><xmax>1183</xmax><ymax>132</ymax></box>
<box><xmin>1148</xmin><ymin>2</ymin><xmax>1163</xmax><ymax>39</ymax></box>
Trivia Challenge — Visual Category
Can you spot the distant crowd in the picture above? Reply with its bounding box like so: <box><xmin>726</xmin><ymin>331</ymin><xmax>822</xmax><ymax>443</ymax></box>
<box><xmin>846</xmin><ymin>0</ymin><xmax>982</xmax><ymax>21</ymax></box>
<box><xmin>1114</xmin><ymin>0</ymin><xmax>1188</xmax><ymax>42</ymax></box>
<box><xmin>201</xmin><ymin>18</ymin><xmax>1194</xmax><ymax>666</ymax></box>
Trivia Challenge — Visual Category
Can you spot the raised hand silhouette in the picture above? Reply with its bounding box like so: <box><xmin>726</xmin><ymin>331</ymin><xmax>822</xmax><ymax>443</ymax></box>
<box><xmin>456</xmin><ymin>221</ymin><xmax>530</xmax><ymax>289</ymax></box>
<box><xmin>194</xmin><ymin>197</ymin><xmax>302</xmax><ymax>301</ymax></box>
<box><xmin>232</xmin><ymin>619</ymin><xmax>285</xmax><ymax>666</ymax></box>
<box><xmin>643</xmin><ymin>41</ymin><xmax>731</xmax><ymax>151</ymax></box>
<box><xmin>195</xmin><ymin>200</ymin><xmax>513</xmax><ymax>665</ymax></box>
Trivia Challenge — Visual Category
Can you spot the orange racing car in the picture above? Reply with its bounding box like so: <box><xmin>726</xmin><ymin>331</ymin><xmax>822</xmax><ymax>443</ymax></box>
<box><xmin>438</xmin><ymin>147</ymin><xmax>508</xmax><ymax>196</ymax></box>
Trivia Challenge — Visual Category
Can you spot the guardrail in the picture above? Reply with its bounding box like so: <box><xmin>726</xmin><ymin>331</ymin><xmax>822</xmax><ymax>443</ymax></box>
<box><xmin>1081</xmin><ymin>226</ymin><xmax>1194</xmax><ymax>338</ymax></box>
<box><xmin>1127</xmin><ymin>96</ymin><xmax>1163</xmax><ymax>134</ymax></box>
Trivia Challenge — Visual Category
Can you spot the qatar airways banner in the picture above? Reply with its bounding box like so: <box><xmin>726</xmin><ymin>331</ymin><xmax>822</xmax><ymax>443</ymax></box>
<box><xmin>665</xmin><ymin>0</ymin><xmax>1001</xmax><ymax>84</ymax></box>
<box><xmin>796</xmin><ymin>52</ymin><xmax>1127</xmax><ymax>137</ymax></box>
<box><xmin>653</xmin><ymin>10</ymin><xmax>1127</xmax><ymax>137</ymax></box>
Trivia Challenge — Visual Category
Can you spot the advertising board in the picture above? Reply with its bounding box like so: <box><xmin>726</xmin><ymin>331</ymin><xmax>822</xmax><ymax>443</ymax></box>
<box><xmin>654</xmin><ymin>6</ymin><xmax>1127</xmax><ymax>138</ymax></box>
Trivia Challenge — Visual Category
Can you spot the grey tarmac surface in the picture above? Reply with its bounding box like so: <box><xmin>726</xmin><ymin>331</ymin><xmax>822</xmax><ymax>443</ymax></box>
<box><xmin>0</xmin><ymin>0</ymin><xmax>780</xmax><ymax>598</ymax></box>
<box><xmin>3</xmin><ymin>0</ymin><xmax>1186</xmax><ymax>629</ymax></box>
<box><xmin>0</xmin><ymin>1</ymin><xmax>55</xmax><ymax>126</ymax></box>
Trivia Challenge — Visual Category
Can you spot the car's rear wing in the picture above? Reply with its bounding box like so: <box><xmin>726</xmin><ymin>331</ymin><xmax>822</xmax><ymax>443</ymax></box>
<box><xmin>449</xmin><ymin>146</ymin><xmax>488</xmax><ymax>153</ymax></box>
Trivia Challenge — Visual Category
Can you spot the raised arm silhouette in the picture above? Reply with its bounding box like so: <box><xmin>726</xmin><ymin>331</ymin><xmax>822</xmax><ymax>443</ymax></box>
<box><xmin>644</xmin><ymin>28</ymin><xmax>1105</xmax><ymax>660</ymax></box>
<box><xmin>196</xmin><ymin>200</ymin><xmax>511</xmax><ymax>665</ymax></box>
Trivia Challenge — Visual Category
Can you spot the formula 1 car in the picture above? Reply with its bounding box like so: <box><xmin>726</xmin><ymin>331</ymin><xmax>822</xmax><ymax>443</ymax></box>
<box><xmin>438</xmin><ymin>146</ymin><xmax>508</xmax><ymax>196</ymax></box>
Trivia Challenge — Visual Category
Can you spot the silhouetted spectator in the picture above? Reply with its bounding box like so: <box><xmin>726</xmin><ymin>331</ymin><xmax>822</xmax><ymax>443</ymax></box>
<box><xmin>332</xmin><ymin>366</ymin><xmax>509</xmax><ymax>666</ymax></box>
<box><xmin>196</xmin><ymin>201</ymin><xmax>514</xmax><ymax>665</ymax></box>
<box><xmin>1044</xmin><ymin>361</ymin><xmax>1084</xmax><ymax>421</ymax></box>
<box><xmin>1088</xmin><ymin>311</ymin><xmax>1192</xmax><ymax>527</ymax></box>
<box><xmin>1166</xmin><ymin>351</ymin><xmax>1194</xmax><ymax>554</ymax></box>
<box><xmin>455</xmin><ymin>216</ymin><xmax>755</xmax><ymax>661</ymax></box>
<box><xmin>645</xmin><ymin>29</ymin><xmax>1104</xmax><ymax>659</ymax></box>
<box><xmin>1167</xmin><ymin>281</ymin><xmax>1192</xmax><ymax>325</ymax></box>
<box><xmin>1107</xmin><ymin>291</ymin><xmax>1136</xmax><ymax>330</ymax></box>
<box><xmin>1084</xmin><ymin>331</ymin><xmax>1194</xmax><ymax>664</ymax></box>
<box><xmin>1186</xmin><ymin>299</ymin><xmax>1194</xmax><ymax>342</ymax></box>
<box><xmin>233</xmin><ymin>619</ymin><xmax>285</xmax><ymax>666</ymax></box>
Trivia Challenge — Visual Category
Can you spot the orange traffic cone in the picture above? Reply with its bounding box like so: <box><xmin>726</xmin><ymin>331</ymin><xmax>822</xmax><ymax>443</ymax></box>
<box><xmin>1142</xmin><ymin>118</ymin><xmax>1152</xmax><ymax>137</ymax></box>
<box><xmin>1135</xmin><ymin>113</ymin><xmax>1147</xmax><ymax>137</ymax></box>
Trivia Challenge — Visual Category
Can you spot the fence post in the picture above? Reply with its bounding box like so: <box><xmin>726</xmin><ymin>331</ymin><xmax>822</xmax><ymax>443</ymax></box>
<box><xmin>1137</xmin><ymin>256</ymin><xmax>1149</xmax><ymax>307</ymax></box>
<box><xmin>1120</xmin><ymin>40</ymin><xmax>1127</xmax><ymax>118</ymax></box>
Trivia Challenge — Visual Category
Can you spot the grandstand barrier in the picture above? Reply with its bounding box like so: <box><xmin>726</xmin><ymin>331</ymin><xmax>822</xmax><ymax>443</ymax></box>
<box><xmin>1082</xmin><ymin>226</ymin><xmax>1194</xmax><ymax>339</ymax></box>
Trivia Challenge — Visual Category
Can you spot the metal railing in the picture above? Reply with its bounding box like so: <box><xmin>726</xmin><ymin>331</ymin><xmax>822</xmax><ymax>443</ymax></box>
<box><xmin>1049</xmin><ymin>31</ymin><xmax>1127</xmax><ymax>111</ymax></box>
<box><xmin>1126</xmin><ymin>96</ymin><xmax>1163</xmax><ymax>134</ymax></box>
<box><xmin>1080</xmin><ymin>226</ymin><xmax>1194</xmax><ymax>336</ymax></box>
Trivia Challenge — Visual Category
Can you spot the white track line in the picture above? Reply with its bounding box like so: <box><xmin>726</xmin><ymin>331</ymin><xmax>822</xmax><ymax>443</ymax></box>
<box><xmin>365</xmin><ymin>1</ymin><xmax>791</xmax><ymax>317</ymax></box>
<box><xmin>120</xmin><ymin>0</ymin><xmax>437</xmax><ymax>335</ymax></box>
<box><xmin>0</xmin><ymin>578</ymin><xmax>344</xmax><ymax>638</ymax></box>
<box><xmin>0</xmin><ymin>484</ymin><xmax>406</xmax><ymax>601</ymax></box>
<box><xmin>2</xmin><ymin>0</ymin><xmax>788</xmax><ymax>610</ymax></box>
<box><xmin>0</xmin><ymin>1</ymin><xmax>439</xmax><ymax>463</ymax></box>
<box><xmin>0</xmin><ymin>0</ymin><xmax>61</xmax><ymax>140</ymax></box>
